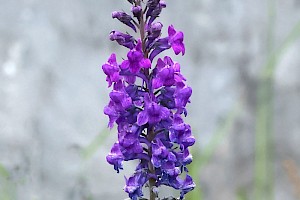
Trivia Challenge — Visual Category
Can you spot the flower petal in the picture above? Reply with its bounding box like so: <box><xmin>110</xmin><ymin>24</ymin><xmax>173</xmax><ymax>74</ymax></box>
<box><xmin>137</xmin><ymin>110</ymin><xmax>149</xmax><ymax>126</ymax></box>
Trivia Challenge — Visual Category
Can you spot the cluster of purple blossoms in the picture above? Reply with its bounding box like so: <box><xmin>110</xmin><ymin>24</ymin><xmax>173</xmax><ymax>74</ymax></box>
<box><xmin>102</xmin><ymin>0</ymin><xmax>195</xmax><ymax>199</ymax></box>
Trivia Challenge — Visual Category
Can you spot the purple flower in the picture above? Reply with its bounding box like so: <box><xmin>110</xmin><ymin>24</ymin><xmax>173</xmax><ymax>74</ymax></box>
<box><xmin>121</xmin><ymin>40</ymin><xmax>151</xmax><ymax>73</ymax></box>
<box><xmin>109</xmin><ymin>90</ymin><xmax>132</xmax><ymax>111</ymax></box>
<box><xmin>158</xmin><ymin>173</ymin><xmax>182</xmax><ymax>190</ymax></box>
<box><xmin>152</xmin><ymin>56</ymin><xmax>186</xmax><ymax>89</ymax></box>
<box><xmin>104</xmin><ymin>102</ymin><xmax>119</xmax><ymax>128</ymax></box>
<box><xmin>118</xmin><ymin>123</ymin><xmax>145</xmax><ymax>160</ymax></box>
<box><xmin>170</xmin><ymin>114</ymin><xmax>195</xmax><ymax>148</ymax></box>
<box><xmin>151</xmin><ymin>138</ymin><xmax>169</xmax><ymax>166</ymax></box>
<box><xmin>102</xmin><ymin>53</ymin><xmax>120</xmax><ymax>87</ymax></box>
<box><xmin>175</xmin><ymin>148</ymin><xmax>193</xmax><ymax>168</ymax></box>
<box><xmin>115</xmin><ymin>107</ymin><xmax>139</xmax><ymax>126</ymax></box>
<box><xmin>103</xmin><ymin>84</ymin><xmax>134</xmax><ymax>128</ymax></box>
<box><xmin>149</xmin><ymin>37</ymin><xmax>170</xmax><ymax>61</ymax></box>
<box><xmin>110</xmin><ymin>31</ymin><xmax>136</xmax><ymax>49</ymax></box>
<box><xmin>157</xmin><ymin>86</ymin><xmax>176</xmax><ymax>109</ymax></box>
<box><xmin>149</xmin><ymin>25</ymin><xmax>185</xmax><ymax>60</ymax></box>
<box><xmin>124</xmin><ymin>172</ymin><xmax>148</xmax><ymax>200</ymax></box>
<box><xmin>125</xmin><ymin>84</ymin><xmax>144</xmax><ymax>102</ymax></box>
<box><xmin>180</xmin><ymin>175</ymin><xmax>196</xmax><ymax>200</ymax></box>
<box><xmin>106</xmin><ymin>142</ymin><xmax>124</xmax><ymax>173</ymax></box>
<box><xmin>151</xmin><ymin>139</ymin><xmax>180</xmax><ymax>176</ymax></box>
<box><xmin>152</xmin><ymin>58</ymin><xmax>175</xmax><ymax>89</ymax></box>
<box><xmin>174</xmin><ymin>84</ymin><xmax>192</xmax><ymax>115</ymax></box>
<box><xmin>168</xmin><ymin>25</ymin><xmax>185</xmax><ymax>55</ymax></box>
<box><xmin>137</xmin><ymin>95</ymin><xmax>170</xmax><ymax>126</ymax></box>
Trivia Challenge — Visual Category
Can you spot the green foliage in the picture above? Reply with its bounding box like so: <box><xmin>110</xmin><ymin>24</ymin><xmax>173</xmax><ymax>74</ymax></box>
<box><xmin>0</xmin><ymin>163</ymin><xmax>16</xmax><ymax>200</ymax></box>
<box><xmin>255</xmin><ymin>1</ymin><xmax>300</xmax><ymax>200</ymax></box>
<box><xmin>236</xmin><ymin>187</ymin><xmax>248</xmax><ymax>200</ymax></box>
<box><xmin>186</xmin><ymin>103</ymin><xmax>241</xmax><ymax>200</ymax></box>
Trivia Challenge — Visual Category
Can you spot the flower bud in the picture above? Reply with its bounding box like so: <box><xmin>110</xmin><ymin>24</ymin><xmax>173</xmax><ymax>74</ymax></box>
<box><xmin>149</xmin><ymin>22</ymin><xmax>163</xmax><ymax>39</ymax></box>
<box><xmin>131</xmin><ymin>6</ymin><xmax>142</xmax><ymax>19</ymax></box>
<box><xmin>147</xmin><ymin>0</ymin><xmax>167</xmax><ymax>24</ymax></box>
<box><xmin>109</xmin><ymin>31</ymin><xmax>135</xmax><ymax>49</ymax></box>
<box><xmin>112</xmin><ymin>11</ymin><xmax>137</xmax><ymax>32</ymax></box>
<box><xmin>147</xmin><ymin>0</ymin><xmax>160</xmax><ymax>9</ymax></box>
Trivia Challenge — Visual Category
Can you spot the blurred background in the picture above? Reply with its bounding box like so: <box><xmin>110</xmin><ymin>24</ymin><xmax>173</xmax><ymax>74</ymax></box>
<box><xmin>0</xmin><ymin>0</ymin><xmax>300</xmax><ymax>199</ymax></box>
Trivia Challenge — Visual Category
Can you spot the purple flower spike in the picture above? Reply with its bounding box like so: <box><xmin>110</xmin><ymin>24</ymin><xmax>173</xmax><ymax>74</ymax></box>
<box><xmin>112</xmin><ymin>11</ymin><xmax>137</xmax><ymax>32</ymax></box>
<box><xmin>103</xmin><ymin>1</ymin><xmax>195</xmax><ymax>200</ymax></box>
<box><xmin>168</xmin><ymin>25</ymin><xmax>185</xmax><ymax>55</ymax></box>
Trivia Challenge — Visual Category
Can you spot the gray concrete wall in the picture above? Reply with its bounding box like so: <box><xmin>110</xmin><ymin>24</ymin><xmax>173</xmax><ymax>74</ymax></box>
<box><xmin>0</xmin><ymin>0</ymin><xmax>299</xmax><ymax>199</ymax></box>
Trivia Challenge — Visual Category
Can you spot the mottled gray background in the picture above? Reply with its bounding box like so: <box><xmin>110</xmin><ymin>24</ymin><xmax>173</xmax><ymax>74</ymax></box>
<box><xmin>0</xmin><ymin>0</ymin><xmax>300</xmax><ymax>200</ymax></box>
